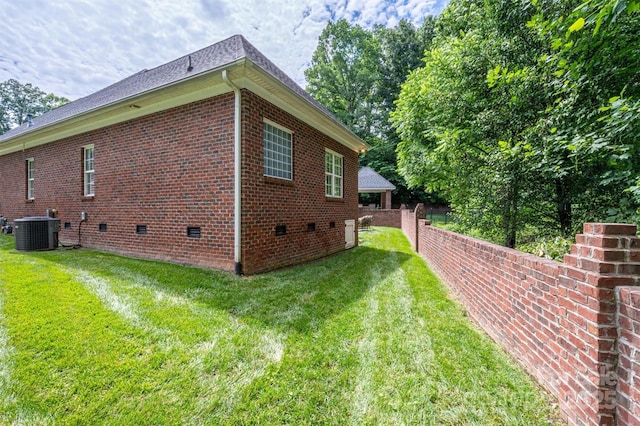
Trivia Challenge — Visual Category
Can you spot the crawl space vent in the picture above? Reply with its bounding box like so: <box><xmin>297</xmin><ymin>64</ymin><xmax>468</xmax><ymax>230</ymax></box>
<box><xmin>187</xmin><ymin>226</ymin><xmax>201</xmax><ymax>238</ymax></box>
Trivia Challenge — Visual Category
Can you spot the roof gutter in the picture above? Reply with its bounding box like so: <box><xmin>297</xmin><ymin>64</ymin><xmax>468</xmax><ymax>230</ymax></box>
<box><xmin>222</xmin><ymin>69</ymin><xmax>242</xmax><ymax>275</ymax></box>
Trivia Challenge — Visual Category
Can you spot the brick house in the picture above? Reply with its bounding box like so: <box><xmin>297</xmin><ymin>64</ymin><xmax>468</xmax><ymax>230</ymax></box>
<box><xmin>0</xmin><ymin>35</ymin><xmax>368</xmax><ymax>274</ymax></box>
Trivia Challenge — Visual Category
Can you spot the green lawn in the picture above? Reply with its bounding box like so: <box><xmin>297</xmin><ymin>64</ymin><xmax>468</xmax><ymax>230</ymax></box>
<box><xmin>0</xmin><ymin>227</ymin><xmax>561</xmax><ymax>425</ymax></box>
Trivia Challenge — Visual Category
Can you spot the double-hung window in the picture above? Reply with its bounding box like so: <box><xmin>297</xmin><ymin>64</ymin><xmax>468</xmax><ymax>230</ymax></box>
<box><xmin>263</xmin><ymin>120</ymin><xmax>292</xmax><ymax>180</ymax></box>
<box><xmin>26</xmin><ymin>158</ymin><xmax>35</xmax><ymax>200</ymax></box>
<box><xmin>325</xmin><ymin>149</ymin><xmax>343</xmax><ymax>198</ymax></box>
<box><xmin>83</xmin><ymin>145</ymin><xmax>95</xmax><ymax>196</ymax></box>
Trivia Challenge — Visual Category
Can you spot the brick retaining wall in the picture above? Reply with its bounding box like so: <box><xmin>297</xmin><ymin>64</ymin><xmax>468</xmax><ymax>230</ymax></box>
<box><xmin>401</xmin><ymin>204</ymin><xmax>425</xmax><ymax>251</ymax></box>
<box><xmin>402</xmin><ymin>212</ymin><xmax>640</xmax><ymax>425</ymax></box>
<box><xmin>358</xmin><ymin>207</ymin><xmax>402</xmax><ymax>228</ymax></box>
<box><xmin>616</xmin><ymin>287</ymin><xmax>640</xmax><ymax>425</ymax></box>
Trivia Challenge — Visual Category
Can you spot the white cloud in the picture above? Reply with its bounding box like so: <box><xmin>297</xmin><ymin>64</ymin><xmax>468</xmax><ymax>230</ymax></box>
<box><xmin>0</xmin><ymin>0</ymin><xmax>446</xmax><ymax>100</ymax></box>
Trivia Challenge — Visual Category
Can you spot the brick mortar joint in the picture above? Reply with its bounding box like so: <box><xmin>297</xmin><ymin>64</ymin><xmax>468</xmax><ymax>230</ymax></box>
<box><xmin>573</xmin><ymin>244</ymin><xmax>640</xmax><ymax>251</ymax></box>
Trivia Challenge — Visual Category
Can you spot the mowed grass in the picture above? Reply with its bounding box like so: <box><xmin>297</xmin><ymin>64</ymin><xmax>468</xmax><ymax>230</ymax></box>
<box><xmin>0</xmin><ymin>227</ymin><xmax>561</xmax><ymax>425</ymax></box>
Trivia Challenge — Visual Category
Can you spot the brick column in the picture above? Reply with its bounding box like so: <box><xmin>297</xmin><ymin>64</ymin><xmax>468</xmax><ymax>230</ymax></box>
<box><xmin>382</xmin><ymin>190</ymin><xmax>392</xmax><ymax>209</ymax></box>
<box><xmin>561</xmin><ymin>223</ymin><xmax>640</xmax><ymax>425</ymax></box>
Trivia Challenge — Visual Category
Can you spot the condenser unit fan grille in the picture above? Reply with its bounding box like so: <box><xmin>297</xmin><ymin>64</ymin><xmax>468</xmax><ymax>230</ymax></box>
<box><xmin>14</xmin><ymin>217</ymin><xmax>60</xmax><ymax>251</ymax></box>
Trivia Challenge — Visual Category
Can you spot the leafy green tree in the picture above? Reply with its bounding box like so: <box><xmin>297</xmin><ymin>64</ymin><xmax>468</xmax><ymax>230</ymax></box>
<box><xmin>527</xmin><ymin>0</ymin><xmax>640</xmax><ymax>228</ymax></box>
<box><xmin>374</xmin><ymin>17</ymin><xmax>436</xmax><ymax>132</ymax></box>
<box><xmin>306</xmin><ymin>18</ymin><xmax>436</xmax><ymax>206</ymax></box>
<box><xmin>360</xmin><ymin>18</ymin><xmax>436</xmax><ymax>206</ymax></box>
<box><xmin>305</xmin><ymin>19</ymin><xmax>381</xmax><ymax>139</ymax></box>
<box><xmin>0</xmin><ymin>79</ymin><xmax>69</xmax><ymax>134</ymax></box>
<box><xmin>393</xmin><ymin>0</ymin><xmax>639</xmax><ymax>246</ymax></box>
<box><xmin>393</xmin><ymin>0</ymin><xmax>547</xmax><ymax>247</ymax></box>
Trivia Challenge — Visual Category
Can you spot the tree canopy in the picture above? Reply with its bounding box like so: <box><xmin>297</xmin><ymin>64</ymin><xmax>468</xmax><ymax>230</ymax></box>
<box><xmin>0</xmin><ymin>79</ymin><xmax>69</xmax><ymax>135</ymax></box>
<box><xmin>392</xmin><ymin>0</ymin><xmax>640</xmax><ymax>246</ymax></box>
<box><xmin>305</xmin><ymin>18</ymin><xmax>437</xmax><ymax>206</ymax></box>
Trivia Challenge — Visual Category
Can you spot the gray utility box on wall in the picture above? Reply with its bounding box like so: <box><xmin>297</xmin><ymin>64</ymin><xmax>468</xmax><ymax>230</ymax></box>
<box><xmin>14</xmin><ymin>217</ymin><xmax>60</xmax><ymax>251</ymax></box>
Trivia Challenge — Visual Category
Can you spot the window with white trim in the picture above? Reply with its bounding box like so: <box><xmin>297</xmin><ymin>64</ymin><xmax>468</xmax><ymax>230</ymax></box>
<box><xmin>263</xmin><ymin>121</ymin><xmax>292</xmax><ymax>180</ymax></box>
<box><xmin>325</xmin><ymin>149</ymin><xmax>343</xmax><ymax>198</ymax></box>
<box><xmin>26</xmin><ymin>158</ymin><xmax>35</xmax><ymax>200</ymax></box>
<box><xmin>83</xmin><ymin>145</ymin><xmax>95</xmax><ymax>196</ymax></box>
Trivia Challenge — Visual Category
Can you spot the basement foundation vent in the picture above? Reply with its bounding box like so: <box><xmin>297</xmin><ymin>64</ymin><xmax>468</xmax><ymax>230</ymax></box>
<box><xmin>275</xmin><ymin>225</ymin><xmax>286</xmax><ymax>236</ymax></box>
<box><xmin>187</xmin><ymin>226</ymin><xmax>201</xmax><ymax>238</ymax></box>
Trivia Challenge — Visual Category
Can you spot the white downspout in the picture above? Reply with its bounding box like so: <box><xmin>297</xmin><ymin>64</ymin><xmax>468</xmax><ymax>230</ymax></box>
<box><xmin>222</xmin><ymin>69</ymin><xmax>242</xmax><ymax>275</ymax></box>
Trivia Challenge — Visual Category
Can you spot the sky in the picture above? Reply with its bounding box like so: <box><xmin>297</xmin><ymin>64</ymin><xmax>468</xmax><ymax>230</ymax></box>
<box><xmin>0</xmin><ymin>0</ymin><xmax>447</xmax><ymax>101</ymax></box>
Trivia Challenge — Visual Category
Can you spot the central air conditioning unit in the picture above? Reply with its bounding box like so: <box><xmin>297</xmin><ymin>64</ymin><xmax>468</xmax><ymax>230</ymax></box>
<box><xmin>14</xmin><ymin>217</ymin><xmax>60</xmax><ymax>251</ymax></box>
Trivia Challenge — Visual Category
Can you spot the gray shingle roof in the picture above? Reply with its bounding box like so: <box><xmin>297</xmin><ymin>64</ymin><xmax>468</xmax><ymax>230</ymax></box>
<box><xmin>358</xmin><ymin>167</ymin><xmax>396</xmax><ymax>192</ymax></box>
<box><xmin>0</xmin><ymin>35</ymin><xmax>342</xmax><ymax>143</ymax></box>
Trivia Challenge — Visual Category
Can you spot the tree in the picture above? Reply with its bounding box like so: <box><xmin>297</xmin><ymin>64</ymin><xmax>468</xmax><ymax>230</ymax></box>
<box><xmin>374</xmin><ymin>17</ymin><xmax>436</xmax><ymax>134</ymax></box>
<box><xmin>304</xmin><ymin>20</ymin><xmax>381</xmax><ymax>139</ymax></box>
<box><xmin>0</xmin><ymin>79</ymin><xmax>69</xmax><ymax>134</ymax></box>
<box><xmin>527</xmin><ymin>0</ymin><xmax>640</xmax><ymax>227</ymax></box>
<box><xmin>393</xmin><ymin>0</ymin><xmax>548</xmax><ymax>247</ymax></box>
<box><xmin>360</xmin><ymin>18</ymin><xmax>436</xmax><ymax>206</ymax></box>
<box><xmin>305</xmin><ymin>18</ymin><xmax>436</xmax><ymax>206</ymax></box>
<box><xmin>393</xmin><ymin>0</ymin><xmax>639</xmax><ymax>247</ymax></box>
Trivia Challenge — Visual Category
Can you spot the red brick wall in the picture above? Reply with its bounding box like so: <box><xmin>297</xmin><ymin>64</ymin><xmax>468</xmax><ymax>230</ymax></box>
<box><xmin>240</xmin><ymin>91</ymin><xmax>358</xmax><ymax>274</ymax></box>
<box><xmin>358</xmin><ymin>207</ymin><xmax>402</xmax><ymax>228</ymax></box>
<box><xmin>401</xmin><ymin>204</ymin><xmax>425</xmax><ymax>251</ymax></box>
<box><xmin>0</xmin><ymin>89</ymin><xmax>360</xmax><ymax>274</ymax></box>
<box><xmin>401</xmin><ymin>209</ymin><xmax>416</xmax><ymax>249</ymax></box>
<box><xmin>405</xmin><ymin>219</ymin><xmax>640</xmax><ymax>425</ymax></box>
<box><xmin>616</xmin><ymin>287</ymin><xmax>640</xmax><ymax>425</ymax></box>
<box><xmin>0</xmin><ymin>94</ymin><xmax>237</xmax><ymax>270</ymax></box>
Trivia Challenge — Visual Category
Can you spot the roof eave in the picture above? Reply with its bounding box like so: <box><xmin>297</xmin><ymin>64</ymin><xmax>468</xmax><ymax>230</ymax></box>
<box><xmin>0</xmin><ymin>59</ymin><xmax>248</xmax><ymax>156</ymax></box>
<box><xmin>0</xmin><ymin>57</ymin><xmax>369</xmax><ymax>156</ymax></box>
<box><xmin>240</xmin><ymin>60</ymin><xmax>369</xmax><ymax>153</ymax></box>
<box><xmin>358</xmin><ymin>187</ymin><xmax>397</xmax><ymax>192</ymax></box>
